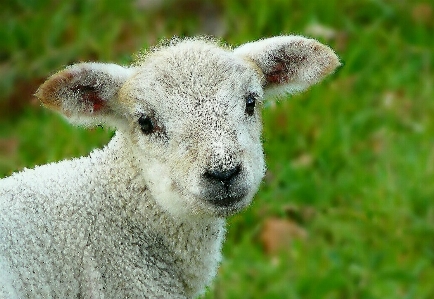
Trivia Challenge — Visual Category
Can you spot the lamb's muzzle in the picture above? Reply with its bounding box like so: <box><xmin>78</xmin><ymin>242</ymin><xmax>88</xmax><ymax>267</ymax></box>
<box><xmin>202</xmin><ymin>164</ymin><xmax>245</xmax><ymax>207</ymax></box>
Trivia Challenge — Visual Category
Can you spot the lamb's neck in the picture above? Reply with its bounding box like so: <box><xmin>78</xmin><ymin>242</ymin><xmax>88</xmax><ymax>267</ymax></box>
<box><xmin>151</xmin><ymin>213</ymin><xmax>226</xmax><ymax>298</ymax></box>
<box><xmin>96</xmin><ymin>132</ymin><xmax>226</xmax><ymax>297</ymax></box>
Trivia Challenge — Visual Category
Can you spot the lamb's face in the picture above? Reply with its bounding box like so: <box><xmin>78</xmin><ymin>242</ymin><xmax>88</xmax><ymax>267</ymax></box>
<box><xmin>36</xmin><ymin>36</ymin><xmax>340</xmax><ymax>218</ymax></box>
<box><xmin>120</xmin><ymin>42</ymin><xmax>266</xmax><ymax>217</ymax></box>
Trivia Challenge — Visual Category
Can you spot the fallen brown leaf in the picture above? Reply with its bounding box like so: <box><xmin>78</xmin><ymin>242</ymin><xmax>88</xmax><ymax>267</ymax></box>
<box><xmin>260</xmin><ymin>217</ymin><xmax>307</xmax><ymax>256</ymax></box>
<box><xmin>412</xmin><ymin>3</ymin><xmax>433</xmax><ymax>25</ymax></box>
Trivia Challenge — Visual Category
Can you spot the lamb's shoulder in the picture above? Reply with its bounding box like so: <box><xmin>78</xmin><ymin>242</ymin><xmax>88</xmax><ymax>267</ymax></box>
<box><xmin>0</xmin><ymin>156</ymin><xmax>103</xmax><ymax>297</ymax></box>
<box><xmin>0</xmin><ymin>154</ymin><xmax>103</xmax><ymax>232</ymax></box>
<box><xmin>0</xmin><ymin>143</ymin><xmax>135</xmax><ymax>297</ymax></box>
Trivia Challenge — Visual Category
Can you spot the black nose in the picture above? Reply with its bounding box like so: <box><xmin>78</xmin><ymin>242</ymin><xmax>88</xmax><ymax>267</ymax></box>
<box><xmin>204</xmin><ymin>165</ymin><xmax>241</xmax><ymax>184</ymax></box>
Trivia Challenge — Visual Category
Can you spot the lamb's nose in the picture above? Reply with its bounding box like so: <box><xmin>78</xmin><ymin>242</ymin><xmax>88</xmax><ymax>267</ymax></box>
<box><xmin>204</xmin><ymin>165</ymin><xmax>241</xmax><ymax>184</ymax></box>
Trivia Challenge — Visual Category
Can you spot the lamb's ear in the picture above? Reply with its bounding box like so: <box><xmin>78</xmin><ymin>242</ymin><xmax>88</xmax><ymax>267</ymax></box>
<box><xmin>234</xmin><ymin>36</ymin><xmax>340</xmax><ymax>97</ymax></box>
<box><xmin>35</xmin><ymin>62</ymin><xmax>133</xmax><ymax>126</ymax></box>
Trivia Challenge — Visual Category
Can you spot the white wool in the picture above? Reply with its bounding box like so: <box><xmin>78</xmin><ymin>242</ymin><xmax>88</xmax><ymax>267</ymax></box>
<box><xmin>1</xmin><ymin>134</ymin><xmax>224</xmax><ymax>298</ymax></box>
<box><xmin>0</xmin><ymin>36</ymin><xmax>339</xmax><ymax>298</ymax></box>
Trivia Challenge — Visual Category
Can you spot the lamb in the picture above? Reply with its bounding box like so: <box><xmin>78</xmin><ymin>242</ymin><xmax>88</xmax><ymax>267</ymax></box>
<box><xmin>0</xmin><ymin>36</ymin><xmax>340</xmax><ymax>298</ymax></box>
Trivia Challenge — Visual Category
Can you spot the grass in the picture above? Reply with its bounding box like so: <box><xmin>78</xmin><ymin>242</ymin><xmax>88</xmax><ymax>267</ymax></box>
<box><xmin>1</xmin><ymin>0</ymin><xmax>433</xmax><ymax>298</ymax></box>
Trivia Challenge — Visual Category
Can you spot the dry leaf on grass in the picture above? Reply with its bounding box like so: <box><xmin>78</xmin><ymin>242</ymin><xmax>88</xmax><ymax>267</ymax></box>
<box><xmin>260</xmin><ymin>218</ymin><xmax>307</xmax><ymax>256</ymax></box>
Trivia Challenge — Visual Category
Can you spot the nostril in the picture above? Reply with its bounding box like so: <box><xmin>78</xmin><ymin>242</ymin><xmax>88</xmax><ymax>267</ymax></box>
<box><xmin>204</xmin><ymin>165</ymin><xmax>241</xmax><ymax>183</ymax></box>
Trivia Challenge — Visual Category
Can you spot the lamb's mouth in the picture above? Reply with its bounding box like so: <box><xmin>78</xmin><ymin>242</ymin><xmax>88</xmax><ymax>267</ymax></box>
<box><xmin>201</xmin><ymin>184</ymin><xmax>250</xmax><ymax>210</ymax></box>
<box><xmin>205</xmin><ymin>192</ymin><xmax>246</xmax><ymax>208</ymax></box>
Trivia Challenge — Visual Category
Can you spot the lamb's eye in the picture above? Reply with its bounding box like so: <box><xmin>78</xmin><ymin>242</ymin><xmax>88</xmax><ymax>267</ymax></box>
<box><xmin>138</xmin><ymin>115</ymin><xmax>155</xmax><ymax>135</ymax></box>
<box><xmin>245</xmin><ymin>94</ymin><xmax>256</xmax><ymax>116</ymax></box>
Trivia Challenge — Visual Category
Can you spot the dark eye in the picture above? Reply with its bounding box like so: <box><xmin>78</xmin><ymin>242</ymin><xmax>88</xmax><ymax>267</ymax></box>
<box><xmin>245</xmin><ymin>93</ymin><xmax>257</xmax><ymax>116</ymax></box>
<box><xmin>138</xmin><ymin>115</ymin><xmax>155</xmax><ymax>135</ymax></box>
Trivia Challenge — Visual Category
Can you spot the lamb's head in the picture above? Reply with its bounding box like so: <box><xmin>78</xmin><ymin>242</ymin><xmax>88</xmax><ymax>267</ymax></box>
<box><xmin>36</xmin><ymin>36</ymin><xmax>340</xmax><ymax>218</ymax></box>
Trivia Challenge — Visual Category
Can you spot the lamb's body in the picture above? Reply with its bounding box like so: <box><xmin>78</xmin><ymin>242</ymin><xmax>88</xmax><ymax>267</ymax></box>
<box><xmin>0</xmin><ymin>36</ymin><xmax>339</xmax><ymax>298</ymax></box>
<box><xmin>0</xmin><ymin>133</ymin><xmax>223</xmax><ymax>298</ymax></box>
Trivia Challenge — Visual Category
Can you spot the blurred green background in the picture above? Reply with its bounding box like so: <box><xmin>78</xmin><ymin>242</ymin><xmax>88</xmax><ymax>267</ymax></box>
<box><xmin>1</xmin><ymin>0</ymin><xmax>433</xmax><ymax>298</ymax></box>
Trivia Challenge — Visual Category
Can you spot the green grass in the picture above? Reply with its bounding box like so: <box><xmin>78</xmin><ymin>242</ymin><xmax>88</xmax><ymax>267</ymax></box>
<box><xmin>1</xmin><ymin>0</ymin><xmax>433</xmax><ymax>298</ymax></box>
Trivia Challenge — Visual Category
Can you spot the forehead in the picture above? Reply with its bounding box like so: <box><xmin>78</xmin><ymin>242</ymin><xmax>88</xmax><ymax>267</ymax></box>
<box><xmin>125</xmin><ymin>40</ymin><xmax>262</xmax><ymax>115</ymax></box>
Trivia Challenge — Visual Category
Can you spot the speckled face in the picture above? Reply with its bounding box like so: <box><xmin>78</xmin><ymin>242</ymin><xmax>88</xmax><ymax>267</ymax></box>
<box><xmin>119</xmin><ymin>42</ymin><xmax>266</xmax><ymax>217</ymax></box>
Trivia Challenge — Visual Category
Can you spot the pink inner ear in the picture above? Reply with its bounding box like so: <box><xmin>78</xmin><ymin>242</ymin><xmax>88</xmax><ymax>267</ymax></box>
<box><xmin>265</xmin><ymin>62</ymin><xmax>289</xmax><ymax>84</ymax></box>
<box><xmin>72</xmin><ymin>85</ymin><xmax>105</xmax><ymax>112</ymax></box>
<box><xmin>87</xmin><ymin>93</ymin><xmax>105</xmax><ymax>112</ymax></box>
<box><xmin>265</xmin><ymin>53</ymin><xmax>307</xmax><ymax>86</ymax></box>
